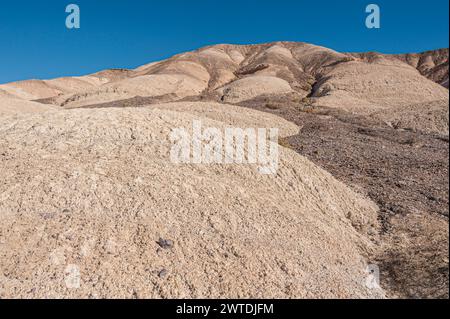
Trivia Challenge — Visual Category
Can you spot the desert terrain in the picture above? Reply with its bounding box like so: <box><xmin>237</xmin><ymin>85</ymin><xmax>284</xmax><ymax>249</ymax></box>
<box><xmin>0</xmin><ymin>42</ymin><xmax>448</xmax><ymax>298</ymax></box>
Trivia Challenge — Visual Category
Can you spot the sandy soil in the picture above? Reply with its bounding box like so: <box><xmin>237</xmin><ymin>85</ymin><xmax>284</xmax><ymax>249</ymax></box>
<box><xmin>0</xmin><ymin>41</ymin><xmax>448</xmax><ymax>299</ymax></box>
<box><xmin>0</xmin><ymin>103</ymin><xmax>383</xmax><ymax>299</ymax></box>
<box><xmin>0</xmin><ymin>97</ymin><xmax>56</xmax><ymax>117</ymax></box>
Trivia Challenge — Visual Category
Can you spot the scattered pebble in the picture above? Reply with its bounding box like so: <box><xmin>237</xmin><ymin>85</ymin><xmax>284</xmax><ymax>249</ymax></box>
<box><xmin>157</xmin><ymin>238</ymin><xmax>174</xmax><ymax>249</ymax></box>
<box><xmin>158</xmin><ymin>269</ymin><xmax>168</xmax><ymax>278</ymax></box>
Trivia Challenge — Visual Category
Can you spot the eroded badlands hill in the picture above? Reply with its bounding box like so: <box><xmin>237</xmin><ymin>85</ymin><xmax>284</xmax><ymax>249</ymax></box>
<box><xmin>1</xmin><ymin>42</ymin><xmax>448</xmax><ymax>134</ymax></box>
<box><xmin>0</xmin><ymin>42</ymin><xmax>448</xmax><ymax>299</ymax></box>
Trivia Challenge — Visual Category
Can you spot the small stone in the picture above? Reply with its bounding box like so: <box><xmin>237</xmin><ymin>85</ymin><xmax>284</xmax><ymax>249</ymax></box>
<box><xmin>158</xmin><ymin>269</ymin><xmax>168</xmax><ymax>278</ymax></box>
<box><xmin>157</xmin><ymin>238</ymin><xmax>174</xmax><ymax>249</ymax></box>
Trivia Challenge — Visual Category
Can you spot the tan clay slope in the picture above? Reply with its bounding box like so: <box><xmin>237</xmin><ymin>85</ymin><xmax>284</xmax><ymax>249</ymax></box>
<box><xmin>394</xmin><ymin>48</ymin><xmax>449</xmax><ymax>88</ymax></box>
<box><xmin>0</xmin><ymin>79</ymin><xmax>64</xmax><ymax>100</ymax></box>
<box><xmin>0</xmin><ymin>72</ymin><xmax>126</xmax><ymax>101</ymax></box>
<box><xmin>0</xmin><ymin>97</ymin><xmax>55</xmax><ymax>117</ymax></box>
<box><xmin>5</xmin><ymin>43</ymin><xmax>449</xmax><ymax>97</ymax></box>
<box><xmin>370</xmin><ymin>99</ymin><xmax>450</xmax><ymax>135</ymax></box>
<box><xmin>310</xmin><ymin>55</ymin><xmax>449</xmax><ymax>113</ymax></box>
<box><xmin>0</xmin><ymin>88</ymin><xmax>18</xmax><ymax>99</ymax></box>
<box><xmin>2</xmin><ymin>43</ymin><xmax>447</xmax><ymax>107</ymax></box>
<box><xmin>1</xmin><ymin>42</ymin><xmax>447</xmax><ymax>133</ymax></box>
<box><xmin>43</xmin><ymin>43</ymin><xmax>450</xmax><ymax>113</ymax></box>
<box><xmin>0</xmin><ymin>102</ymin><xmax>383</xmax><ymax>299</ymax></box>
<box><xmin>99</xmin><ymin>42</ymin><xmax>351</xmax><ymax>106</ymax></box>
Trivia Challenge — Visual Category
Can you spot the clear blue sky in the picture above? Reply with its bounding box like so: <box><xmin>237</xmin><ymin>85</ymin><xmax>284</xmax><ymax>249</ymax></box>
<box><xmin>0</xmin><ymin>0</ymin><xmax>448</xmax><ymax>83</ymax></box>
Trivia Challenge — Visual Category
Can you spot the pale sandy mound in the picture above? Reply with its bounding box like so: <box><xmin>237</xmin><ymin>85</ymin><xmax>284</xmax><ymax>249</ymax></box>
<box><xmin>134</xmin><ymin>62</ymin><xmax>160</xmax><ymax>73</ymax></box>
<box><xmin>0</xmin><ymin>80</ymin><xmax>63</xmax><ymax>100</ymax></box>
<box><xmin>0</xmin><ymin>97</ymin><xmax>55</xmax><ymax>117</ymax></box>
<box><xmin>157</xmin><ymin>61</ymin><xmax>210</xmax><ymax>83</ymax></box>
<box><xmin>309</xmin><ymin>51</ymin><xmax>449</xmax><ymax>134</ymax></box>
<box><xmin>198</xmin><ymin>48</ymin><xmax>237</xmax><ymax>63</ymax></box>
<box><xmin>290</xmin><ymin>43</ymin><xmax>352</xmax><ymax>73</ymax></box>
<box><xmin>371</xmin><ymin>99</ymin><xmax>449</xmax><ymax>135</ymax></box>
<box><xmin>153</xmin><ymin>102</ymin><xmax>299</xmax><ymax>136</ymax></box>
<box><xmin>90</xmin><ymin>69</ymin><xmax>137</xmax><ymax>83</ymax></box>
<box><xmin>0</xmin><ymin>102</ymin><xmax>383</xmax><ymax>299</ymax></box>
<box><xmin>135</xmin><ymin>60</ymin><xmax>210</xmax><ymax>84</ymax></box>
<box><xmin>46</xmin><ymin>77</ymin><xmax>108</xmax><ymax>93</ymax></box>
<box><xmin>218</xmin><ymin>76</ymin><xmax>294</xmax><ymax>103</ymax></box>
<box><xmin>57</xmin><ymin>74</ymin><xmax>207</xmax><ymax>108</ymax></box>
<box><xmin>227</xmin><ymin>49</ymin><xmax>246</xmax><ymax>64</ymax></box>
<box><xmin>0</xmin><ymin>77</ymin><xmax>109</xmax><ymax>101</ymax></box>
<box><xmin>264</xmin><ymin>45</ymin><xmax>294</xmax><ymax>59</ymax></box>
<box><xmin>312</xmin><ymin>61</ymin><xmax>449</xmax><ymax>113</ymax></box>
